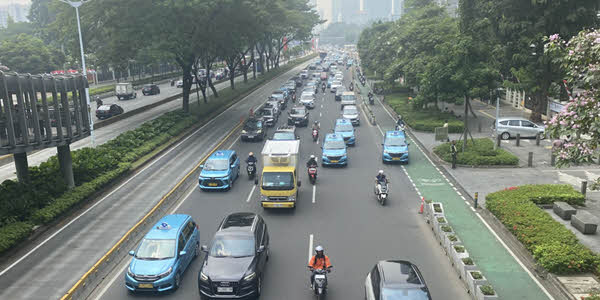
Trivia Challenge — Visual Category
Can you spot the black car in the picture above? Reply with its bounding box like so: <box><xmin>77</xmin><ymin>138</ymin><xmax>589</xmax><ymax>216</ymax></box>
<box><xmin>287</xmin><ymin>106</ymin><xmax>309</xmax><ymax>127</ymax></box>
<box><xmin>198</xmin><ymin>213</ymin><xmax>269</xmax><ymax>300</ymax></box>
<box><xmin>95</xmin><ymin>104</ymin><xmax>124</xmax><ymax>120</ymax></box>
<box><xmin>142</xmin><ymin>84</ymin><xmax>160</xmax><ymax>95</ymax></box>
<box><xmin>365</xmin><ymin>260</ymin><xmax>432</xmax><ymax>300</ymax></box>
<box><xmin>241</xmin><ymin>118</ymin><xmax>266</xmax><ymax>142</ymax></box>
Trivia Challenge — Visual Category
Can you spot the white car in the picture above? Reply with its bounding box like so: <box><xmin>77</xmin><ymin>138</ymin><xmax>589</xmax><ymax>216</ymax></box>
<box><xmin>266</xmin><ymin>100</ymin><xmax>280</xmax><ymax>116</ymax></box>
<box><xmin>331</xmin><ymin>81</ymin><xmax>343</xmax><ymax>93</ymax></box>
<box><xmin>300</xmin><ymin>93</ymin><xmax>315</xmax><ymax>109</ymax></box>
<box><xmin>342</xmin><ymin>105</ymin><xmax>360</xmax><ymax>126</ymax></box>
<box><xmin>176</xmin><ymin>80</ymin><xmax>184</xmax><ymax>88</ymax></box>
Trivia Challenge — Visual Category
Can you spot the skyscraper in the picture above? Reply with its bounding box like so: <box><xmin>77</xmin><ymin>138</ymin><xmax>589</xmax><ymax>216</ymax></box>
<box><xmin>0</xmin><ymin>1</ymin><xmax>30</xmax><ymax>28</ymax></box>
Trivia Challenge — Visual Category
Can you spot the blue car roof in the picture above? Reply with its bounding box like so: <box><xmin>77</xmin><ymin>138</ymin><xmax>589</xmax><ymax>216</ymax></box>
<box><xmin>324</xmin><ymin>133</ymin><xmax>344</xmax><ymax>141</ymax></box>
<box><xmin>145</xmin><ymin>214</ymin><xmax>190</xmax><ymax>239</ymax></box>
<box><xmin>208</xmin><ymin>150</ymin><xmax>235</xmax><ymax>160</ymax></box>
<box><xmin>386</xmin><ymin>130</ymin><xmax>406</xmax><ymax>138</ymax></box>
<box><xmin>335</xmin><ymin>119</ymin><xmax>352</xmax><ymax>125</ymax></box>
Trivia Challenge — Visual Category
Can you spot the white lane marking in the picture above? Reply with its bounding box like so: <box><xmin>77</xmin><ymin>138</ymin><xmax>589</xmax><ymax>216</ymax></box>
<box><xmin>246</xmin><ymin>185</ymin><xmax>257</xmax><ymax>202</ymax></box>
<box><xmin>460</xmin><ymin>196</ymin><xmax>466</xmax><ymax>201</ymax></box>
<box><xmin>312</xmin><ymin>185</ymin><xmax>316</xmax><ymax>203</ymax></box>
<box><xmin>456</xmin><ymin>191</ymin><xmax>462</xmax><ymax>196</ymax></box>
<box><xmin>316</xmin><ymin>139</ymin><xmax>319</xmax><ymax>145</ymax></box>
<box><xmin>373</xmin><ymin>91</ymin><xmax>556</xmax><ymax>298</ymax></box>
<box><xmin>308</xmin><ymin>234</ymin><xmax>314</xmax><ymax>264</ymax></box>
<box><xmin>375</xmin><ymin>123</ymin><xmax>384</xmax><ymax>135</ymax></box>
<box><xmin>470</xmin><ymin>207</ymin><xmax>476</xmax><ymax>212</ymax></box>
<box><xmin>170</xmin><ymin>185</ymin><xmax>197</xmax><ymax>214</ymax></box>
<box><xmin>319</xmin><ymin>112</ymin><xmax>322</xmax><ymax>117</ymax></box>
<box><xmin>0</xmin><ymin>106</ymin><xmax>231</xmax><ymax>277</ymax></box>
<box><xmin>474</xmin><ymin>211</ymin><xmax>556</xmax><ymax>300</ymax></box>
<box><xmin>92</xmin><ymin>257</ymin><xmax>130</xmax><ymax>300</ymax></box>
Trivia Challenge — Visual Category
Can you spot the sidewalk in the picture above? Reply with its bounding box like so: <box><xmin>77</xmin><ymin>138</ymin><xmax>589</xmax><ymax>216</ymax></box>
<box><xmin>357</xmin><ymin>79</ymin><xmax>557</xmax><ymax>300</ymax></box>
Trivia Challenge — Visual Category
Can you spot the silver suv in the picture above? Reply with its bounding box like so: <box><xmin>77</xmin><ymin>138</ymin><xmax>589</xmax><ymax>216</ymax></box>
<box><xmin>492</xmin><ymin>117</ymin><xmax>545</xmax><ymax>140</ymax></box>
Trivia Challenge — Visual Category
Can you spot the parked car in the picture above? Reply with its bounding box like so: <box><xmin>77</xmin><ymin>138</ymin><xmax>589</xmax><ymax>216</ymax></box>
<box><xmin>492</xmin><ymin>117</ymin><xmax>545</xmax><ymax>140</ymax></box>
<box><xmin>115</xmin><ymin>82</ymin><xmax>136</xmax><ymax>100</ymax></box>
<box><xmin>142</xmin><ymin>84</ymin><xmax>160</xmax><ymax>96</ymax></box>
<box><xmin>198</xmin><ymin>212</ymin><xmax>269</xmax><ymax>300</ymax></box>
<box><xmin>125</xmin><ymin>214</ymin><xmax>200</xmax><ymax>293</ymax></box>
<box><xmin>198</xmin><ymin>150</ymin><xmax>241</xmax><ymax>191</ymax></box>
<box><xmin>365</xmin><ymin>260</ymin><xmax>432</xmax><ymax>300</ymax></box>
<box><xmin>95</xmin><ymin>104</ymin><xmax>124</xmax><ymax>120</ymax></box>
<box><xmin>241</xmin><ymin>118</ymin><xmax>265</xmax><ymax>142</ymax></box>
<box><xmin>288</xmin><ymin>106</ymin><xmax>309</xmax><ymax>127</ymax></box>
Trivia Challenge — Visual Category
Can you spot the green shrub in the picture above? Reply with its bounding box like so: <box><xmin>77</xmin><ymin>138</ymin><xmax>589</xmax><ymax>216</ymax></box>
<box><xmin>454</xmin><ymin>245</ymin><xmax>465</xmax><ymax>253</ymax></box>
<box><xmin>385</xmin><ymin>92</ymin><xmax>464</xmax><ymax>133</ymax></box>
<box><xmin>479</xmin><ymin>285</ymin><xmax>496</xmax><ymax>295</ymax></box>
<box><xmin>437</xmin><ymin>217</ymin><xmax>446</xmax><ymax>223</ymax></box>
<box><xmin>486</xmin><ymin>185</ymin><xmax>594</xmax><ymax>274</ymax></box>
<box><xmin>441</xmin><ymin>225</ymin><xmax>452</xmax><ymax>232</ymax></box>
<box><xmin>448</xmin><ymin>235</ymin><xmax>458</xmax><ymax>242</ymax></box>
<box><xmin>434</xmin><ymin>138</ymin><xmax>519</xmax><ymax>166</ymax></box>
<box><xmin>470</xmin><ymin>271</ymin><xmax>483</xmax><ymax>279</ymax></box>
<box><xmin>462</xmin><ymin>257</ymin><xmax>474</xmax><ymax>265</ymax></box>
<box><xmin>0</xmin><ymin>222</ymin><xmax>34</xmax><ymax>253</ymax></box>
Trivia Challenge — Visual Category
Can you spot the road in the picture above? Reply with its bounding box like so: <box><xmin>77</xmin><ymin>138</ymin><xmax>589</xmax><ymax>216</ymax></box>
<box><xmin>0</xmin><ymin>60</ymin><xmax>307</xmax><ymax>300</ymax></box>
<box><xmin>0</xmin><ymin>72</ymin><xmax>246</xmax><ymax>182</ymax></box>
<box><xmin>92</xmin><ymin>67</ymin><xmax>469</xmax><ymax>300</ymax></box>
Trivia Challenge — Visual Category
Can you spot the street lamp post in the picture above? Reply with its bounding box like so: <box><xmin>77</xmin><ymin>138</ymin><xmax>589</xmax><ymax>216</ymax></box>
<box><xmin>58</xmin><ymin>0</ymin><xmax>95</xmax><ymax>147</ymax></box>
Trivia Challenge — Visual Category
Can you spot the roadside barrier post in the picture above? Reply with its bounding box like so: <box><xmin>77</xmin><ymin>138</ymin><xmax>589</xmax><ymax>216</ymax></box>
<box><xmin>536</xmin><ymin>133</ymin><xmax>541</xmax><ymax>146</ymax></box>
<box><xmin>582</xmin><ymin>181</ymin><xmax>588</xmax><ymax>198</ymax></box>
<box><xmin>478</xmin><ymin>121</ymin><xmax>482</xmax><ymax>133</ymax></box>
<box><xmin>419</xmin><ymin>197</ymin><xmax>424</xmax><ymax>214</ymax></box>
<box><xmin>474</xmin><ymin>192</ymin><xmax>478</xmax><ymax>208</ymax></box>
<box><xmin>550</xmin><ymin>153</ymin><xmax>556</xmax><ymax>166</ymax></box>
<box><xmin>528</xmin><ymin>152</ymin><xmax>533</xmax><ymax>167</ymax></box>
<box><xmin>516</xmin><ymin>133</ymin><xmax>521</xmax><ymax>146</ymax></box>
<box><xmin>496</xmin><ymin>134</ymin><xmax>501</xmax><ymax>148</ymax></box>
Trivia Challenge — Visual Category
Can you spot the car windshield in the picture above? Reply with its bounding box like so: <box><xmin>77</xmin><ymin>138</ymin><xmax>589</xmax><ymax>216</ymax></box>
<box><xmin>335</xmin><ymin>123</ymin><xmax>353</xmax><ymax>132</ymax></box>
<box><xmin>385</xmin><ymin>137</ymin><xmax>407</xmax><ymax>147</ymax></box>
<box><xmin>244</xmin><ymin>121</ymin><xmax>262</xmax><ymax>131</ymax></box>
<box><xmin>273</xmin><ymin>132</ymin><xmax>295</xmax><ymax>140</ymax></box>
<box><xmin>260</xmin><ymin>109</ymin><xmax>273</xmax><ymax>117</ymax></box>
<box><xmin>204</xmin><ymin>159</ymin><xmax>229</xmax><ymax>171</ymax></box>
<box><xmin>209</xmin><ymin>235</ymin><xmax>255</xmax><ymax>258</ymax></box>
<box><xmin>382</xmin><ymin>288</ymin><xmax>429</xmax><ymax>300</ymax></box>
<box><xmin>135</xmin><ymin>239</ymin><xmax>176</xmax><ymax>260</ymax></box>
<box><xmin>342</xmin><ymin>95</ymin><xmax>355</xmax><ymax>101</ymax></box>
<box><xmin>343</xmin><ymin>107</ymin><xmax>358</xmax><ymax>115</ymax></box>
<box><xmin>324</xmin><ymin>139</ymin><xmax>346</xmax><ymax>150</ymax></box>
<box><xmin>301</xmin><ymin>95</ymin><xmax>313</xmax><ymax>101</ymax></box>
<box><xmin>143</xmin><ymin>85</ymin><xmax>152</xmax><ymax>88</ymax></box>
<box><xmin>291</xmin><ymin>108</ymin><xmax>306</xmax><ymax>115</ymax></box>
<box><xmin>262</xmin><ymin>172</ymin><xmax>294</xmax><ymax>190</ymax></box>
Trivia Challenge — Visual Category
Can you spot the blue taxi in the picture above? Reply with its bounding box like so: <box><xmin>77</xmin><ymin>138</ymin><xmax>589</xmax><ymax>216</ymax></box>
<box><xmin>382</xmin><ymin>130</ymin><xmax>409</xmax><ymax>163</ymax></box>
<box><xmin>198</xmin><ymin>150</ymin><xmax>240</xmax><ymax>190</ymax></box>
<box><xmin>322</xmin><ymin>133</ymin><xmax>348</xmax><ymax>166</ymax></box>
<box><xmin>334</xmin><ymin>118</ymin><xmax>356</xmax><ymax>146</ymax></box>
<box><xmin>125</xmin><ymin>214</ymin><xmax>200</xmax><ymax>293</ymax></box>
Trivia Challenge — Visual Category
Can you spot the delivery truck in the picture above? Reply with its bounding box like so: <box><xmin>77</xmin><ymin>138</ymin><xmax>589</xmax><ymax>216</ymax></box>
<box><xmin>259</xmin><ymin>140</ymin><xmax>300</xmax><ymax>208</ymax></box>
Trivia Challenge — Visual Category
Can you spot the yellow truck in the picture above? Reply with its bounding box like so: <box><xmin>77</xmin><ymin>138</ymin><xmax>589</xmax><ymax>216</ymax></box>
<box><xmin>259</xmin><ymin>140</ymin><xmax>301</xmax><ymax>208</ymax></box>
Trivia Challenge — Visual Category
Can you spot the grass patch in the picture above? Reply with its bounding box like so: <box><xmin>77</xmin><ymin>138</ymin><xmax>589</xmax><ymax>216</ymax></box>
<box><xmin>434</xmin><ymin>138</ymin><xmax>519</xmax><ymax>166</ymax></box>
<box><xmin>385</xmin><ymin>92</ymin><xmax>463</xmax><ymax>133</ymax></box>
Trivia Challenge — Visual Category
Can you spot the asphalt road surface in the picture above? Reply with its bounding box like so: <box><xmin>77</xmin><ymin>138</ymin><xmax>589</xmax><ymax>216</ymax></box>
<box><xmin>92</xmin><ymin>68</ymin><xmax>470</xmax><ymax>300</ymax></box>
<box><xmin>0</xmin><ymin>61</ymin><xmax>308</xmax><ymax>300</ymax></box>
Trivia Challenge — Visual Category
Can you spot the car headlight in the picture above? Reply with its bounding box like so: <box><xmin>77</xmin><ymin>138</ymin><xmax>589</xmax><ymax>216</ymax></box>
<box><xmin>200</xmin><ymin>271</ymin><xmax>209</xmax><ymax>281</ymax></box>
<box><xmin>243</xmin><ymin>272</ymin><xmax>256</xmax><ymax>281</ymax></box>
<box><xmin>257</xmin><ymin>129</ymin><xmax>262</xmax><ymax>133</ymax></box>
<box><xmin>158</xmin><ymin>267</ymin><xmax>173</xmax><ymax>278</ymax></box>
<box><xmin>402</xmin><ymin>151</ymin><xmax>409</xmax><ymax>154</ymax></box>
<box><xmin>127</xmin><ymin>266</ymin><xmax>135</xmax><ymax>278</ymax></box>
<box><xmin>241</xmin><ymin>130</ymin><xmax>247</xmax><ymax>134</ymax></box>
<box><xmin>260</xmin><ymin>194</ymin><xmax>268</xmax><ymax>202</ymax></box>
<box><xmin>288</xmin><ymin>194</ymin><xmax>296</xmax><ymax>202</ymax></box>
<box><xmin>383</xmin><ymin>150</ymin><xmax>389</xmax><ymax>154</ymax></box>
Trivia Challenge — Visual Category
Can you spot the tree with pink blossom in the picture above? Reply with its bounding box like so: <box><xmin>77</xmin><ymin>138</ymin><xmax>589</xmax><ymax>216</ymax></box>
<box><xmin>545</xmin><ymin>30</ymin><xmax>600</xmax><ymax>188</ymax></box>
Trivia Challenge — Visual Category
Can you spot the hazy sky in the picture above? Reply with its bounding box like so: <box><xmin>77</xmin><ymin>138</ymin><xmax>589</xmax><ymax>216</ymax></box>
<box><xmin>3</xmin><ymin>0</ymin><xmax>31</xmax><ymax>5</ymax></box>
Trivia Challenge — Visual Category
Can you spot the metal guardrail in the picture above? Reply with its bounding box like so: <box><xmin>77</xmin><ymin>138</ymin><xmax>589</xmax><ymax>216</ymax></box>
<box><xmin>60</xmin><ymin>120</ymin><xmax>244</xmax><ymax>300</ymax></box>
<box><xmin>0</xmin><ymin>72</ymin><xmax>90</xmax><ymax>155</ymax></box>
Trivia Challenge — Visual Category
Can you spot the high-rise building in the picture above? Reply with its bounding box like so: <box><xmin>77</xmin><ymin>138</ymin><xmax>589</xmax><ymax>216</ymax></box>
<box><xmin>0</xmin><ymin>1</ymin><xmax>30</xmax><ymax>28</ymax></box>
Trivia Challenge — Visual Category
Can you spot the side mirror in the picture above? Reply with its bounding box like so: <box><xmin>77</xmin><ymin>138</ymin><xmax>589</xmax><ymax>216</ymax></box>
<box><xmin>231</xmin><ymin>164</ymin><xmax>235</xmax><ymax>169</ymax></box>
<box><xmin>129</xmin><ymin>250</ymin><xmax>135</xmax><ymax>256</ymax></box>
<box><xmin>257</xmin><ymin>245</ymin><xmax>266</xmax><ymax>253</ymax></box>
<box><xmin>201</xmin><ymin>245</ymin><xmax>208</xmax><ymax>253</ymax></box>
<box><xmin>199</xmin><ymin>164</ymin><xmax>204</xmax><ymax>169</ymax></box>
<box><xmin>297</xmin><ymin>180</ymin><xmax>302</xmax><ymax>187</ymax></box>
<box><xmin>381</xmin><ymin>143</ymin><xmax>384</xmax><ymax>146</ymax></box>
<box><xmin>407</xmin><ymin>142</ymin><xmax>411</xmax><ymax>145</ymax></box>
<box><xmin>179</xmin><ymin>250</ymin><xmax>187</xmax><ymax>257</ymax></box>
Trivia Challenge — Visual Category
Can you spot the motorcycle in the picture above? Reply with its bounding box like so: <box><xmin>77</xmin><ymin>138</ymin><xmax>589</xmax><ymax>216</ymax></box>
<box><xmin>292</xmin><ymin>93</ymin><xmax>296</xmax><ymax>102</ymax></box>
<box><xmin>374</xmin><ymin>180</ymin><xmax>389</xmax><ymax>205</ymax></box>
<box><xmin>312</xmin><ymin>128</ymin><xmax>319</xmax><ymax>142</ymax></box>
<box><xmin>322</xmin><ymin>85</ymin><xmax>326</xmax><ymax>93</ymax></box>
<box><xmin>310</xmin><ymin>268</ymin><xmax>330</xmax><ymax>299</ymax></box>
<box><xmin>349</xmin><ymin>84</ymin><xmax>354</xmax><ymax>91</ymax></box>
<box><xmin>368</xmin><ymin>94</ymin><xmax>374</xmax><ymax>105</ymax></box>
<box><xmin>308</xmin><ymin>167</ymin><xmax>317</xmax><ymax>184</ymax></box>
<box><xmin>395</xmin><ymin>123</ymin><xmax>406</xmax><ymax>132</ymax></box>
<box><xmin>247</xmin><ymin>162</ymin><xmax>256</xmax><ymax>179</ymax></box>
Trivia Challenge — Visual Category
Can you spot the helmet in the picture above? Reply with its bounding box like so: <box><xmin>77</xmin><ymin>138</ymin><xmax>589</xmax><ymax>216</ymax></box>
<box><xmin>378</xmin><ymin>170</ymin><xmax>384</xmax><ymax>174</ymax></box>
<box><xmin>314</xmin><ymin>121</ymin><xmax>318</xmax><ymax>124</ymax></box>
<box><xmin>315</xmin><ymin>245</ymin><xmax>324</xmax><ymax>252</ymax></box>
<box><xmin>310</xmin><ymin>155</ymin><xmax>315</xmax><ymax>159</ymax></box>
<box><xmin>249</xmin><ymin>152</ymin><xmax>254</xmax><ymax>156</ymax></box>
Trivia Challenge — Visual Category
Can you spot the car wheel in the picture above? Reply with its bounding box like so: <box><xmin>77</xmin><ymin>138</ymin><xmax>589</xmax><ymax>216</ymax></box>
<box><xmin>229</xmin><ymin>178</ymin><xmax>234</xmax><ymax>190</ymax></box>
<box><xmin>501</xmin><ymin>132</ymin><xmax>510</xmax><ymax>140</ymax></box>
<box><xmin>174</xmin><ymin>272</ymin><xmax>181</xmax><ymax>290</ymax></box>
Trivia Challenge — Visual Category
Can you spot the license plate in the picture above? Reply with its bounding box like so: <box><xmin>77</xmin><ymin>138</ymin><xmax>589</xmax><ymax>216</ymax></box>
<box><xmin>295</xmin><ymin>121</ymin><xmax>302</xmax><ymax>124</ymax></box>
<box><xmin>392</xmin><ymin>157</ymin><xmax>400</xmax><ymax>160</ymax></box>
<box><xmin>274</xmin><ymin>203</ymin><xmax>283</xmax><ymax>207</ymax></box>
<box><xmin>331</xmin><ymin>160</ymin><xmax>339</xmax><ymax>163</ymax></box>
<box><xmin>138</xmin><ymin>283</ymin><xmax>153</xmax><ymax>289</ymax></box>
<box><xmin>315</xmin><ymin>275</ymin><xmax>326</xmax><ymax>279</ymax></box>
<box><xmin>208</xmin><ymin>183</ymin><xmax>218</xmax><ymax>187</ymax></box>
<box><xmin>247</xmin><ymin>135</ymin><xmax>254</xmax><ymax>138</ymax></box>
<box><xmin>218</xmin><ymin>287</ymin><xmax>233</xmax><ymax>293</ymax></box>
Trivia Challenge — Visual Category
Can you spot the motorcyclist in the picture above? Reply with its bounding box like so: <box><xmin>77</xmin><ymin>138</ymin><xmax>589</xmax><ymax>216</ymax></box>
<box><xmin>312</xmin><ymin>121</ymin><xmax>320</xmax><ymax>130</ymax></box>
<box><xmin>368</xmin><ymin>91</ymin><xmax>373</xmax><ymax>99</ymax></box>
<box><xmin>308</xmin><ymin>245</ymin><xmax>332</xmax><ymax>288</ymax></box>
<box><xmin>396</xmin><ymin>116</ymin><xmax>406</xmax><ymax>130</ymax></box>
<box><xmin>375</xmin><ymin>170</ymin><xmax>388</xmax><ymax>195</ymax></box>
<box><xmin>307</xmin><ymin>155</ymin><xmax>318</xmax><ymax>168</ymax></box>
<box><xmin>246</xmin><ymin>152</ymin><xmax>257</xmax><ymax>164</ymax></box>
<box><xmin>322</xmin><ymin>82</ymin><xmax>326</xmax><ymax>91</ymax></box>
<box><xmin>95</xmin><ymin>96</ymin><xmax>103</xmax><ymax>108</ymax></box>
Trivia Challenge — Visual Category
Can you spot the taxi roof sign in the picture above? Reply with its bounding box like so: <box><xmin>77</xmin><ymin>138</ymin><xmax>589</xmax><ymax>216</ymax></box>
<box><xmin>157</xmin><ymin>222</ymin><xmax>172</xmax><ymax>230</ymax></box>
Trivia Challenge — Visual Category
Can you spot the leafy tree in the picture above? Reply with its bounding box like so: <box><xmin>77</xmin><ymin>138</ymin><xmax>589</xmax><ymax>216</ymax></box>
<box><xmin>0</xmin><ymin>34</ymin><xmax>63</xmax><ymax>74</ymax></box>
<box><xmin>0</xmin><ymin>17</ymin><xmax>35</xmax><ymax>42</ymax></box>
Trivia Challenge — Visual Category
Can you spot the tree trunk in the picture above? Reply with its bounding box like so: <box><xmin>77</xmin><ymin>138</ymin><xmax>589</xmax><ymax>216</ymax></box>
<box><xmin>462</xmin><ymin>95</ymin><xmax>469</xmax><ymax>151</ymax></box>
<box><xmin>182</xmin><ymin>66</ymin><xmax>192</xmax><ymax>113</ymax></box>
<box><xmin>209</xmin><ymin>77</ymin><xmax>218</xmax><ymax>96</ymax></box>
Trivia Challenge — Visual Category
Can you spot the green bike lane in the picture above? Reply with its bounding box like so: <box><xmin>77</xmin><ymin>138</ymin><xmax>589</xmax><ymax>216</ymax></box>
<box><xmin>352</xmin><ymin>71</ymin><xmax>552</xmax><ymax>300</ymax></box>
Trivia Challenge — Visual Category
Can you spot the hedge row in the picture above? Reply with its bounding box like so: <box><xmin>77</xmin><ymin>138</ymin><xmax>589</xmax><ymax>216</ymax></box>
<box><xmin>0</xmin><ymin>54</ymin><xmax>315</xmax><ymax>255</ymax></box>
<box><xmin>486</xmin><ymin>185</ymin><xmax>596</xmax><ymax>274</ymax></box>
<box><xmin>385</xmin><ymin>92</ymin><xmax>464</xmax><ymax>133</ymax></box>
<box><xmin>433</xmin><ymin>138</ymin><xmax>519</xmax><ymax>166</ymax></box>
